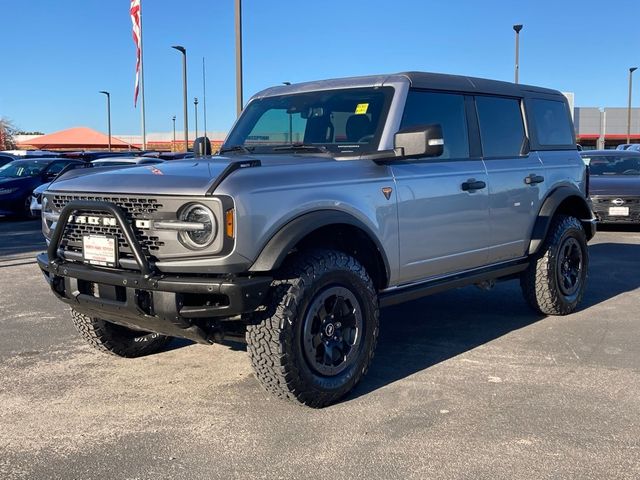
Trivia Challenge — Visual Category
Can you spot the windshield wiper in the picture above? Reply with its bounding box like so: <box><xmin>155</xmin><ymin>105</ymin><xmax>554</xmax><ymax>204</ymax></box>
<box><xmin>272</xmin><ymin>143</ymin><xmax>328</xmax><ymax>153</ymax></box>
<box><xmin>219</xmin><ymin>145</ymin><xmax>255</xmax><ymax>154</ymax></box>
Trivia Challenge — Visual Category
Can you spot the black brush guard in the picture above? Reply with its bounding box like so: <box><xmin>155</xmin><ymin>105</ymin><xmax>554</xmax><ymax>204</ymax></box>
<box><xmin>38</xmin><ymin>200</ymin><xmax>271</xmax><ymax>344</ymax></box>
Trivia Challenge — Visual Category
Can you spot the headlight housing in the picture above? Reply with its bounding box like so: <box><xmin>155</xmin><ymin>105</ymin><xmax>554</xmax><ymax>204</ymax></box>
<box><xmin>178</xmin><ymin>203</ymin><xmax>218</xmax><ymax>249</ymax></box>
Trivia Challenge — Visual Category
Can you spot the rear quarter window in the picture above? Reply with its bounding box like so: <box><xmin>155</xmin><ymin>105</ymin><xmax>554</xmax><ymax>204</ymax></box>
<box><xmin>530</xmin><ymin>99</ymin><xmax>574</xmax><ymax>147</ymax></box>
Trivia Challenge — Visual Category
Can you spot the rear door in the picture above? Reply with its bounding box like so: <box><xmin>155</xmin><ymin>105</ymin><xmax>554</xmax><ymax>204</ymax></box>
<box><xmin>392</xmin><ymin>90</ymin><xmax>490</xmax><ymax>284</ymax></box>
<box><xmin>476</xmin><ymin>95</ymin><xmax>546</xmax><ymax>263</ymax></box>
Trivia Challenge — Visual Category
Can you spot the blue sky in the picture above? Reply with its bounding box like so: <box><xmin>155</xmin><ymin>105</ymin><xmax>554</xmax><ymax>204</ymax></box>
<box><xmin>0</xmin><ymin>0</ymin><xmax>638</xmax><ymax>136</ymax></box>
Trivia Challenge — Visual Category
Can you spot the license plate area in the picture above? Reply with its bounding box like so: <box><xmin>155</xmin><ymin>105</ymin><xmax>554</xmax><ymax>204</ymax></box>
<box><xmin>608</xmin><ymin>206</ymin><xmax>629</xmax><ymax>216</ymax></box>
<box><xmin>82</xmin><ymin>235</ymin><xmax>118</xmax><ymax>267</ymax></box>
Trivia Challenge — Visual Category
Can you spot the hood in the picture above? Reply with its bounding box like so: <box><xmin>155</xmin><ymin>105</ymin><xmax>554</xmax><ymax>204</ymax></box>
<box><xmin>590</xmin><ymin>175</ymin><xmax>640</xmax><ymax>196</ymax></box>
<box><xmin>46</xmin><ymin>154</ymin><xmax>332</xmax><ymax>196</ymax></box>
<box><xmin>48</xmin><ymin>159</ymin><xmax>233</xmax><ymax>195</ymax></box>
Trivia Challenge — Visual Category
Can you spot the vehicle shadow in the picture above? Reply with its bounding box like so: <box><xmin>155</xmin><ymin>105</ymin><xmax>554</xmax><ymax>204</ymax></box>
<box><xmin>348</xmin><ymin>239</ymin><xmax>640</xmax><ymax>402</ymax></box>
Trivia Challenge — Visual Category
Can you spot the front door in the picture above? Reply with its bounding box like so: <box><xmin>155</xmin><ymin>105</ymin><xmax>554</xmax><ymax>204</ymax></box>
<box><xmin>392</xmin><ymin>90</ymin><xmax>490</xmax><ymax>285</ymax></box>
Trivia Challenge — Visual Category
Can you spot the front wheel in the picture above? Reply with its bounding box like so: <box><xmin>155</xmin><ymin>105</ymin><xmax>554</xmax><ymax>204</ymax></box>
<box><xmin>71</xmin><ymin>309</ymin><xmax>171</xmax><ymax>357</ymax></box>
<box><xmin>246</xmin><ymin>249</ymin><xmax>379</xmax><ymax>408</ymax></box>
<box><xmin>521</xmin><ymin>215</ymin><xmax>589</xmax><ymax>315</ymax></box>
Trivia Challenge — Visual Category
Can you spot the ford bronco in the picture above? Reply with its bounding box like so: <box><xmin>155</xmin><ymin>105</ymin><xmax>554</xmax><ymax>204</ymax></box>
<box><xmin>37</xmin><ymin>72</ymin><xmax>595</xmax><ymax>407</ymax></box>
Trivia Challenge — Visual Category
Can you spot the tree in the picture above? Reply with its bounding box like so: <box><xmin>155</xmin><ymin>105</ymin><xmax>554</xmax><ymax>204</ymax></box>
<box><xmin>0</xmin><ymin>117</ymin><xmax>18</xmax><ymax>150</ymax></box>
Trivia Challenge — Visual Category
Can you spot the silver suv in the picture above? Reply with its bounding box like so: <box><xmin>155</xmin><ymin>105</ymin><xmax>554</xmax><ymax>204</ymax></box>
<box><xmin>37</xmin><ymin>72</ymin><xmax>595</xmax><ymax>407</ymax></box>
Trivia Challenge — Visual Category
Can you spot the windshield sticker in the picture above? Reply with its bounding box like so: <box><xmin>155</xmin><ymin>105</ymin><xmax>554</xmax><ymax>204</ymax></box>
<box><xmin>355</xmin><ymin>103</ymin><xmax>369</xmax><ymax>114</ymax></box>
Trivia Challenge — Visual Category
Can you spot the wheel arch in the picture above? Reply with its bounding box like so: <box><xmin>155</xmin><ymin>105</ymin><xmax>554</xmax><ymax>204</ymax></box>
<box><xmin>249</xmin><ymin>210</ymin><xmax>390</xmax><ymax>290</ymax></box>
<box><xmin>528</xmin><ymin>186</ymin><xmax>595</xmax><ymax>255</ymax></box>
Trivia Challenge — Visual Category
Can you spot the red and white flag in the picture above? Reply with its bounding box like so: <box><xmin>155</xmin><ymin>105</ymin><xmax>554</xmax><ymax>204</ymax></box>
<box><xmin>130</xmin><ymin>0</ymin><xmax>142</xmax><ymax>107</ymax></box>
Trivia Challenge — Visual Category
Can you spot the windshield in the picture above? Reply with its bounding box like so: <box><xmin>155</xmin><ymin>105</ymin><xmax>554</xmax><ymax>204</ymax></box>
<box><xmin>0</xmin><ymin>160</ymin><xmax>49</xmax><ymax>178</ymax></box>
<box><xmin>584</xmin><ymin>155</ymin><xmax>640</xmax><ymax>175</ymax></box>
<box><xmin>224</xmin><ymin>87</ymin><xmax>394</xmax><ymax>155</ymax></box>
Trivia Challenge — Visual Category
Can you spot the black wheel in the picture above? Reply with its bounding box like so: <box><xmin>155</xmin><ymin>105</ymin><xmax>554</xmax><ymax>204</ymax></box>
<box><xmin>71</xmin><ymin>309</ymin><xmax>171</xmax><ymax>358</ymax></box>
<box><xmin>521</xmin><ymin>215</ymin><xmax>588</xmax><ymax>315</ymax></box>
<box><xmin>246</xmin><ymin>249</ymin><xmax>379</xmax><ymax>408</ymax></box>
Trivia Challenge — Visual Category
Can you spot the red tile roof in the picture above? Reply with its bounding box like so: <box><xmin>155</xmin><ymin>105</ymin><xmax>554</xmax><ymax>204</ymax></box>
<box><xmin>18</xmin><ymin>127</ymin><xmax>133</xmax><ymax>149</ymax></box>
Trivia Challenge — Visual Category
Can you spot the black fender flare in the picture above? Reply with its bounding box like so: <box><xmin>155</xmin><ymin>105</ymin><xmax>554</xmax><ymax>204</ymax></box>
<box><xmin>248</xmin><ymin>210</ymin><xmax>390</xmax><ymax>281</ymax></box>
<box><xmin>528</xmin><ymin>186</ymin><xmax>595</xmax><ymax>255</ymax></box>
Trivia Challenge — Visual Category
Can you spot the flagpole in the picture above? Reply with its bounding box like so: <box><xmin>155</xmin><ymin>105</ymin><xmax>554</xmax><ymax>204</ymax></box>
<box><xmin>138</xmin><ymin>0</ymin><xmax>147</xmax><ymax>150</ymax></box>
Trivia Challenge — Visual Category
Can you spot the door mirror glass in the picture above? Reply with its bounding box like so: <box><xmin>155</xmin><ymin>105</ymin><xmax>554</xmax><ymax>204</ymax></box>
<box><xmin>394</xmin><ymin>124</ymin><xmax>444</xmax><ymax>158</ymax></box>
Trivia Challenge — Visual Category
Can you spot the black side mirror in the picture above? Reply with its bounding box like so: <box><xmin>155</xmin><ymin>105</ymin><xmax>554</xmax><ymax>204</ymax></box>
<box><xmin>394</xmin><ymin>124</ymin><xmax>444</xmax><ymax>158</ymax></box>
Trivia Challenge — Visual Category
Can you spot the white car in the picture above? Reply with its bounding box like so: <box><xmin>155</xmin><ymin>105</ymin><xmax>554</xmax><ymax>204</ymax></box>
<box><xmin>29</xmin><ymin>181</ymin><xmax>51</xmax><ymax>217</ymax></box>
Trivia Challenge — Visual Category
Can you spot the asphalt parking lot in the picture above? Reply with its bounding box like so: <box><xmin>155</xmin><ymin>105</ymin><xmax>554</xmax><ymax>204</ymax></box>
<box><xmin>1</xmin><ymin>219</ymin><xmax>639</xmax><ymax>479</ymax></box>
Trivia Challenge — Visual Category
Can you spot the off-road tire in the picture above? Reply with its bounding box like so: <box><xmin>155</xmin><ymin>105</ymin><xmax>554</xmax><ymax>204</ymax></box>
<box><xmin>521</xmin><ymin>215</ymin><xmax>588</xmax><ymax>315</ymax></box>
<box><xmin>71</xmin><ymin>309</ymin><xmax>171</xmax><ymax>358</ymax></box>
<box><xmin>246</xmin><ymin>249</ymin><xmax>379</xmax><ymax>408</ymax></box>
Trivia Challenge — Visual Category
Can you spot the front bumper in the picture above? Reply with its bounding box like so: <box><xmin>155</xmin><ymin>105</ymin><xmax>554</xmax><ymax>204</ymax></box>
<box><xmin>37</xmin><ymin>253</ymin><xmax>272</xmax><ymax>343</ymax></box>
<box><xmin>591</xmin><ymin>196</ymin><xmax>640</xmax><ymax>224</ymax></box>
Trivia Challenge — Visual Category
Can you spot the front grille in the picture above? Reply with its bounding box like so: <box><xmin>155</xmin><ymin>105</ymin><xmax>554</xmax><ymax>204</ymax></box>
<box><xmin>51</xmin><ymin>195</ymin><xmax>166</xmax><ymax>265</ymax></box>
<box><xmin>51</xmin><ymin>194</ymin><xmax>163</xmax><ymax>218</ymax></box>
<box><xmin>591</xmin><ymin>195</ymin><xmax>640</xmax><ymax>222</ymax></box>
<box><xmin>592</xmin><ymin>196</ymin><xmax>640</xmax><ymax>205</ymax></box>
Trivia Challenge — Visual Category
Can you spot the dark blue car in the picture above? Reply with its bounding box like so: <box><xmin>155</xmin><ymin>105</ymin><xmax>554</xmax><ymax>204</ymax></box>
<box><xmin>0</xmin><ymin>158</ymin><xmax>84</xmax><ymax>217</ymax></box>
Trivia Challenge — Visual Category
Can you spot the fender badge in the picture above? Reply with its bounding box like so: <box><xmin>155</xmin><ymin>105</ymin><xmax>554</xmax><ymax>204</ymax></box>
<box><xmin>149</xmin><ymin>166</ymin><xmax>164</xmax><ymax>175</ymax></box>
<box><xmin>382</xmin><ymin>187</ymin><xmax>393</xmax><ymax>200</ymax></box>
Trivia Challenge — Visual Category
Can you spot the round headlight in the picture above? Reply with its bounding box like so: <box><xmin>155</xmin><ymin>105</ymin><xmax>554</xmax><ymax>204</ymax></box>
<box><xmin>178</xmin><ymin>203</ymin><xmax>217</xmax><ymax>249</ymax></box>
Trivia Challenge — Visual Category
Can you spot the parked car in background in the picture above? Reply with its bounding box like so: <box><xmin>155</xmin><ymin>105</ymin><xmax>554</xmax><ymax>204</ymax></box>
<box><xmin>616</xmin><ymin>144</ymin><xmax>633</xmax><ymax>150</ymax></box>
<box><xmin>90</xmin><ymin>157</ymin><xmax>164</xmax><ymax>167</ymax></box>
<box><xmin>581</xmin><ymin>149</ymin><xmax>640</xmax><ymax>223</ymax></box>
<box><xmin>2</xmin><ymin>150</ymin><xmax>61</xmax><ymax>158</ymax></box>
<box><xmin>59</xmin><ymin>151</ymin><xmax>142</xmax><ymax>162</ymax></box>
<box><xmin>142</xmin><ymin>151</ymin><xmax>194</xmax><ymax>160</ymax></box>
<box><xmin>0</xmin><ymin>153</ymin><xmax>17</xmax><ymax>168</ymax></box>
<box><xmin>29</xmin><ymin>181</ymin><xmax>52</xmax><ymax>217</ymax></box>
<box><xmin>0</xmin><ymin>158</ymin><xmax>84</xmax><ymax>217</ymax></box>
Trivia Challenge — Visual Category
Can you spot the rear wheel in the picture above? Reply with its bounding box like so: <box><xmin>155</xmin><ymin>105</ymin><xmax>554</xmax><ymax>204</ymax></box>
<box><xmin>71</xmin><ymin>309</ymin><xmax>171</xmax><ymax>358</ymax></box>
<box><xmin>521</xmin><ymin>215</ymin><xmax>588</xmax><ymax>315</ymax></box>
<box><xmin>246</xmin><ymin>249</ymin><xmax>379</xmax><ymax>408</ymax></box>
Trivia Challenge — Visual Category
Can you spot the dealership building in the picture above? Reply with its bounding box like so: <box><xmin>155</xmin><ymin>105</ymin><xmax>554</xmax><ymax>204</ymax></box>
<box><xmin>574</xmin><ymin>107</ymin><xmax>640</xmax><ymax>150</ymax></box>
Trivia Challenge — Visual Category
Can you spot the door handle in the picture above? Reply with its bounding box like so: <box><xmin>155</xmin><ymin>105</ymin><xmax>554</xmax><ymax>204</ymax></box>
<box><xmin>461</xmin><ymin>179</ymin><xmax>487</xmax><ymax>192</ymax></box>
<box><xmin>524</xmin><ymin>174</ymin><xmax>544</xmax><ymax>185</ymax></box>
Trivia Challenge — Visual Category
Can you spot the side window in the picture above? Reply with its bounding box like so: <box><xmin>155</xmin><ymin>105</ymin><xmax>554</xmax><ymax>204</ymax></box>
<box><xmin>530</xmin><ymin>99</ymin><xmax>574</xmax><ymax>146</ymax></box>
<box><xmin>400</xmin><ymin>91</ymin><xmax>469</xmax><ymax>159</ymax></box>
<box><xmin>45</xmin><ymin>161</ymin><xmax>69</xmax><ymax>175</ymax></box>
<box><xmin>476</xmin><ymin>96</ymin><xmax>525</xmax><ymax>157</ymax></box>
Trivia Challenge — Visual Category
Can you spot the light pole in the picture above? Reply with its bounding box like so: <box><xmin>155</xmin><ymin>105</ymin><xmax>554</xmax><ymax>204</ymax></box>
<box><xmin>202</xmin><ymin>57</ymin><xmax>208</xmax><ymax>142</ymax></box>
<box><xmin>99</xmin><ymin>91</ymin><xmax>111</xmax><ymax>151</ymax></box>
<box><xmin>172</xmin><ymin>45</ymin><xmax>189</xmax><ymax>151</ymax></box>
<box><xmin>628</xmin><ymin>67</ymin><xmax>637</xmax><ymax>144</ymax></box>
<box><xmin>513</xmin><ymin>24</ymin><xmax>523</xmax><ymax>84</ymax></box>
<box><xmin>171</xmin><ymin>115</ymin><xmax>176</xmax><ymax>151</ymax></box>
<box><xmin>235</xmin><ymin>0</ymin><xmax>243</xmax><ymax>116</ymax></box>
<box><xmin>194</xmin><ymin>97</ymin><xmax>199</xmax><ymax>155</ymax></box>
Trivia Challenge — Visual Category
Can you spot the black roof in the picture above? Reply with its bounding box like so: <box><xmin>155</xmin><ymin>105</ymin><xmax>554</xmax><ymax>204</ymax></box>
<box><xmin>398</xmin><ymin>71</ymin><xmax>562</xmax><ymax>97</ymax></box>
